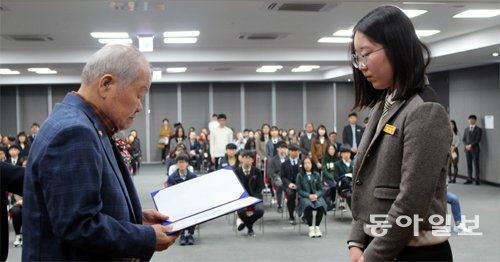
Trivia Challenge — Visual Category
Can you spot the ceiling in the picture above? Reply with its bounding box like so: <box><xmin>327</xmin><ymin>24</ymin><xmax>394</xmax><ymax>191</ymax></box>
<box><xmin>0</xmin><ymin>0</ymin><xmax>499</xmax><ymax>85</ymax></box>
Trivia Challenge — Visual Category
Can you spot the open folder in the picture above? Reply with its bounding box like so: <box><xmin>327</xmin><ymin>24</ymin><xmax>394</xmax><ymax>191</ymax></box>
<box><xmin>151</xmin><ymin>168</ymin><xmax>262</xmax><ymax>234</ymax></box>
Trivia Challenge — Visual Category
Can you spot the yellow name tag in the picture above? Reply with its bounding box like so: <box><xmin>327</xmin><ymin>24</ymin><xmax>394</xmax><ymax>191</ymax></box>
<box><xmin>383</xmin><ymin>124</ymin><xmax>396</xmax><ymax>135</ymax></box>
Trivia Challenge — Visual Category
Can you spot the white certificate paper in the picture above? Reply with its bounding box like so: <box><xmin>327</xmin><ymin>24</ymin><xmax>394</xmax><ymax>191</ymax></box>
<box><xmin>151</xmin><ymin>168</ymin><xmax>261</xmax><ymax>233</ymax></box>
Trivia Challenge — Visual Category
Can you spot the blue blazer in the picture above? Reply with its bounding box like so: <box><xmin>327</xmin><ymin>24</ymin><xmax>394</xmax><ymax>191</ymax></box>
<box><xmin>22</xmin><ymin>93</ymin><xmax>156</xmax><ymax>261</ymax></box>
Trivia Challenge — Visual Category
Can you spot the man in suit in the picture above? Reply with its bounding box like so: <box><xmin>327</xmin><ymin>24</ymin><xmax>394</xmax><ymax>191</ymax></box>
<box><xmin>23</xmin><ymin>44</ymin><xmax>177</xmax><ymax>261</ymax></box>
<box><xmin>328</xmin><ymin>131</ymin><xmax>342</xmax><ymax>157</ymax></box>
<box><xmin>1</xmin><ymin>162</ymin><xmax>24</xmax><ymax>261</ymax></box>
<box><xmin>342</xmin><ymin>112</ymin><xmax>364</xmax><ymax>158</ymax></box>
<box><xmin>281</xmin><ymin>144</ymin><xmax>302</xmax><ymax>225</ymax></box>
<box><xmin>463</xmin><ymin>114</ymin><xmax>482</xmax><ymax>185</ymax></box>
<box><xmin>299</xmin><ymin>122</ymin><xmax>316</xmax><ymax>159</ymax></box>
<box><xmin>28</xmin><ymin>122</ymin><xmax>40</xmax><ymax>143</ymax></box>
<box><xmin>186</xmin><ymin>131</ymin><xmax>201</xmax><ymax>170</ymax></box>
<box><xmin>234</xmin><ymin>150</ymin><xmax>265</xmax><ymax>237</ymax></box>
<box><xmin>267</xmin><ymin>141</ymin><xmax>288</xmax><ymax>213</ymax></box>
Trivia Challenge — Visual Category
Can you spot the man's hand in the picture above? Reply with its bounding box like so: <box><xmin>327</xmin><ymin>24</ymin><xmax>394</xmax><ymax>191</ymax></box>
<box><xmin>349</xmin><ymin>247</ymin><xmax>364</xmax><ymax>262</ymax></box>
<box><xmin>288</xmin><ymin>183</ymin><xmax>296</xmax><ymax>189</ymax></box>
<box><xmin>211</xmin><ymin>157</ymin><xmax>216</xmax><ymax>164</ymax></box>
<box><xmin>466</xmin><ymin>145</ymin><xmax>472</xmax><ymax>151</ymax></box>
<box><xmin>152</xmin><ymin>224</ymin><xmax>178</xmax><ymax>251</ymax></box>
<box><xmin>143</xmin><ymin>210</ymin><xmax>169</xmax><ymax>226</ymax></box>
<box><xmin>351</xmin><ymin>147</ymin><xmax>358</xmax><ymax>154</ymax></box>
<box><xmin>309</xmin><ymin>194</ymin><xmax>318</xmax><ymax>201</ymax></box>
<box><xmin>316</xmin><ymin>163</ymin><xmax>322</xmax><ymax>169</ymax></box>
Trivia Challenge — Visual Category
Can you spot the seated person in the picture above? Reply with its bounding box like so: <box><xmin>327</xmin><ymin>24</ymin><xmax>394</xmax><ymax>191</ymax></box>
<box><xmin>281</xmin><ymin>144</ymin><xmax>302</xmax><ymax>225</ymax></box>
<box><xmin>166</xmin><ymin>144</ymin><xmax>194</xmax><ymax>176</ymax></box>
<box><xmin>218</xmin><ymin>143</ymin><xmax>239</xmax><ymax>170</ymax></box>
<box><xmin>447</xmin><ymin>191</ymin><xmax>472</xmax><ymax>233</ymax></box>
<box><xmin>7</xmin><ymin>144</ymin><xmax>23</xmax><ymax>166</ymax></box>
<box><xmin>321</xmin><ymin>144</ymin><xmax>341</xmax><ymax>209</ymax></box>
<box><xmin>166</xmin><ymin>154</ymin><xmax>198</xmax><ymax>245</ymax></box>
<box><xmin>234</xmin><ymin>150</ymin><xmax>264</xmax><ymax>237</ymax></box>
<box><xmin>333</xmin><ymin>145</ymin><xmax>353</xmax><ymax>209</ymax></box>
<box><xmin>267</xmin><ymin>141</ymin><xmax>288</xmax><ymax>213</ymax></box>
<box><xmin>296</xmin><ymin>157</ymin><xmax>327</xmax><ymax>238</ymax></box>
<box><xmin>186</xmin><ymin>131</ymin><xmax>201</xmax><ymax>170</ymax></box>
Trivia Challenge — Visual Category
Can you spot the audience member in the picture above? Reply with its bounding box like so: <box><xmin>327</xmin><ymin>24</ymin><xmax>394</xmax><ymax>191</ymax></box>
<box><xmin>463</xmin><ymin>114</ymin><xmax>482</xmax><ymax>185</ymax></box>
<box><xmin>234</xmin><ymin>131</ymin><xmax>246</xmax><ymax>152</ymax></box>
<box><xmin>234</xmin><ymin>150</ymin><xmax>265</xmax><ymax>237</ymax></box>
<box><xmin>127</xmin><ymin>134</ymin><xmax>140</xmax><ymax>176</ymax></box>
<box><xmin>218</xmin><ymin>143</ymin><xmax>239</xmax><ymax>169</ymax></box>
<box><xmin>265</xmin><ymin>126</ymin><xmax>281</xmax><ymax>159</ymax></box>
<box><xmin>342</xmin><ymin>112</ymin><xmax>363</xmax><ymax>158</ymax></box>
<box><xmin>256</xmin><ymin>123</ymin><xmax>271</xmax><ymax>162</ymax></box>
<box><xmin>334</xmin><ymin>145</ymin><xmax>353</xmax><ymax>209</ymax></box>
<box><xmin>310</xmin><ymin>124</ymin><xmax>328</xmax><ymax>171</ymax></box>
<box><xmin>328</xmin><ymin>131</ymin><xmax>342</xmax><ymax>157</ymax></box>
<box><xmin>449</xmin><ymin>120</ymin><xmax>460</xmax><ymax>183</ymax></box>
<box><xmin>159</xmin><ymin>118</ymin><xmax>172</xmax><ymax>163</ymax></box>
<box><xmin>210</xmin><ymin>114</ymin><xmax>234</xmax><ymax>170</ymax></box>
<box><xmin>166</xmin><ymin>154</ymin><xmax>198</xmax><ymax>245</ymax></box>
<box><xmin>299</xmin><ymin>122</ymin><xmax>316</xmax><ymax>159</ymax></box>
<box><xmin>16</xmin><ymin>132</ymin><xmax>31</xmax><ymax>158</ymax></box>
<box><xmin>267</xmin><ymin>141</ymin><xmax>288</xmax><ymax>213</ymax></box>
<box><xmin>23</xmin><ymin>44</ymin><xmax>177</xmax><ymax>261</ymax></box>
<box><xmin>130</xmin><ymin>129</ymin><xmax>142</xmax><ymax>168</ymax></box>
<box><xmin>186</xmin><ymin>131</ymin><xmax>201</xmax><ymax>170</ymax></box>
<box><xmin>208</xmin><ymin>113</ymin><xmax>219</xmax><ymax>134</ymax></box>
<box><xmin>28</xmin><ymin>123</ymin><xmax>40</xmax><ymax>143</ymax></box>
<box><xmin>0</xmin><ymin>146</ymin><xmax>7</xmax><ymax>162</ymax></box>
<box><xmin>0</xmin><ymin>162</ymin><xmax>24</xmax><ymax>261</ymax></box>
<box><xmin>169</xmin><ymin>126</ymin><xmax>188</xmax><ymax>157</ymax></box>
<box><xmin>321</xmin><ymin>144</ymin><xmax>340</xmax><ymax>209</ymax></box>
<box><xmin>7</xmin><ymin>144</ymin><xmax>22</xmax><ymax>166</ymax></box>
<box><xmin>281</xmin><ymin>144</ymin><xmax>302</xmax><ymax>225</ymax></box>
<box><xmin>296</xmin><ymin>157</ymin><xmax>326</xmax><ymax>238</ymax></box>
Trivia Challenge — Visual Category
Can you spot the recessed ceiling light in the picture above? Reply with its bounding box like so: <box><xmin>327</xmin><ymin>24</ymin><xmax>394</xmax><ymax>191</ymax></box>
<box><xmin>402</xmin><ymin>9</ymin><xmax>428</xmax><ymax>18</ymax></box>
<box><xmin>493</xmin><ymin>52</ymin><xmax>499</xmax><ymax>57</ymax></box>
<box><xmin>90</xmin><ymin>32</ymin><xmax>129</xmax><ymax>38</ymax></box>
<box><xmin>163</xmin><ymin>31</ymin><xmax>200</xmax><ymax>37</ymax></box>
<box><xmin>97</xmin><ymin>38</ymin><xmax>133</xmax><ymax>44</ymax></box>
<box><xmin>291</xmin><ymin>65</ymin><xmax>320</xmax><ymax>72</ymax></box>
<box><xmin>166</xmin><ymin>67</ymin><xmax>187</xmax><ymax>73</ymax></box>
<box><xmin>36</xmin><ymin>70</ymin><xmax>57</xmax><ymax>75</ymax></box>
<box><xmin>257</xmin><ymin>65</ymin><xmax>283</xmax><ymax>73</ymax></box>
<box><xmin>415</xmin><ymin>30</ymin><xmax>440</xmax><ymax>37</ymax></box>
<box><xmin>0</xmin><ymin>68</ymin><xmax>20</xmax><ymax>75</ymax></box>
<box><xmin>163</xmin><ymin>38</ymin><xmax>197</xmax><ymax>44</ymax></box>
<box><xmin>318</xmin><ymin>37</ymin><xmax>352</xmax><ymax>43</ymax></box>
<box><xmin>28</xmin><ymin>68</ymin><xmax>51</xmax><ymax>72</ymax></box>
<box><xmin>333</xmin><ymin>29</ymin><xmax>353</xmax><ymax>37</ymax></box>
<box><xmin>152</xmin><ymin>70</ymin><xmax>162</xmax><ymax>79</ymax></box>
<box><xmin>453</xmin><ymin>9</ymin><xmax>500</xmax><ymax>18</ymax></box>
<box><xmin>138</xmin><ymin>35</ymin><xmax>154</xmax><ymax>52</ymax></box>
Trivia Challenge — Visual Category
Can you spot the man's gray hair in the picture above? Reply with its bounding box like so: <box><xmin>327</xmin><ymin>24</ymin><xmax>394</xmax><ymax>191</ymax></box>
<box><xmin>81</xmin><ymin>44</ymin><xmax>151</xmax><ymax>88</ymax></box>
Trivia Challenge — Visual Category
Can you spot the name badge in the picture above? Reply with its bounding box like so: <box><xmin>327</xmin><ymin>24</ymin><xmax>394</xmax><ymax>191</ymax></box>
<box><xmin>383</xmin><ymin>124</ymin><xmax>396</xmax><ymax>135</ymax></box>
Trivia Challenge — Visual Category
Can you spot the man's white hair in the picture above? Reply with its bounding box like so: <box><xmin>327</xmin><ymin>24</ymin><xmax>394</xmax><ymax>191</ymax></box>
<box><xmin>81</xmin><ymin>44</ymin><xmax>151</xmax><ymax>88</ymax></box>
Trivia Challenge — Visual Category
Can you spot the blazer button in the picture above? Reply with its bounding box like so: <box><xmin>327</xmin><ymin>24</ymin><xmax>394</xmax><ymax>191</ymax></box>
<box><xmin>355</xmin><ymin>180</ymin><xmax>363</xmax><ymax>186</ymax></box>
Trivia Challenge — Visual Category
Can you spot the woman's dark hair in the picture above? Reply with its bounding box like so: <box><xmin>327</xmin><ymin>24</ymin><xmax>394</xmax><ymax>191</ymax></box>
<box><xmin>450</xmin><ymin>120</ymin><xmax>458</xmax><ymax>135</ymax></box>
<box><xmin>244</xmin><ymin>138</ymin><xmax>256</xmax><ymax>150</ymax></box>
<box><xmin>316</xmin><ymin>125</ymin><xmax>328</xmax><ymax>140</ymax></box>
<box><xmin>260</xmin><ymin>123</ymin><xmax>271</xmax><ymax>142</ymax></box>
<box><xmin>301</xmin><ymin>157</ymin><xmax>313</xmax><ymax>174</ymax></box>
<box><xmin>350</xmin><ymin>5</ymin><xmax>431</xmax><ymax>110</ymax></box>
<box><xmin>174</xmin><ymin>126</ymin><xmax>186</xmax><ymax>139</ymax></box>
<box><xmin>16</xmin><ymin>131</ymin><xmax>31</xmax><ymax>147</ymax></box>
<box><xmin>324</xmin><ymin>144</ymin><xmax>337</xmax><ymax>159</ymax></box>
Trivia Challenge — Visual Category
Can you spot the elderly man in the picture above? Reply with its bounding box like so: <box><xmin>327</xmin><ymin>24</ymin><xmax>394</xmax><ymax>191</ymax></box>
<box><xmin>23</xmin><ymin>44</ymin><xmax>177</xmax><ymax>261</ymax></box>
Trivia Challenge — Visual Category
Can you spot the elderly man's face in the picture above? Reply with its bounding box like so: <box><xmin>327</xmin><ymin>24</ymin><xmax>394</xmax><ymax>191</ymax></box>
<box><xmin>105</xmin><ymin>64</ymin><xmax>150</xmax><ymax>130</ymax></box>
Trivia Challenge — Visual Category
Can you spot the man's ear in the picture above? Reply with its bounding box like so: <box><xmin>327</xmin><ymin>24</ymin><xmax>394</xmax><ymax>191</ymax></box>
<box><xmin>97</xmin><ymin>74</ymin><xmax>114</xmax><ymax>98</ymax></box>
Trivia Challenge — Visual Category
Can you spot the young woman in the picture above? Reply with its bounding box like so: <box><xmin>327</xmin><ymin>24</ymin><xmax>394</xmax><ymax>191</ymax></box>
<box><xmin>256</xmin><ymin>124</ymin><xmax>270</xmax><ymax>161</ymax></box>
<box><xmin>348</xmin><ymin>6</ymin><xmax>452</xmax><ymax>261</ymax></box>
<box><xmin>449</xmin><ymin>120</ymin><xmax>460</xmax><ymax>183</ymax></box>
<box><xmin>296</xmin><ymin>157</ymin><xmax>327</xmax><ymax>238</ymax></box>
<box><xmin>15</xmin><ymin>132</ymin><xmax>31</xmax><ymax>158</ymax></box>
<box><xmin>169</xmin><ymin>126</ymin><xmax>187</xmax><ymax>157</ymax></box>
<box><xmin>321</xmin><ymin>144</ymin><xmax>340</xmax><ymax>208</ymax></box>
<box><xmin>310</xmin><ymin>125</ymin><xmax>328</xmax><ymax>171</ymax></box>
<box><xmin>158</xmin><ymin>118</ymin><xmax>172</xmax><ymax>163</ymax></box>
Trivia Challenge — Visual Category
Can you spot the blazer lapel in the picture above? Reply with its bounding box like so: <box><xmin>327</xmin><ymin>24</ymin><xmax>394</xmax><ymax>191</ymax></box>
<box><xmin>367</xmin><ymin>99</ymin><xmax>406</xmax><ymax>153</ymax></box>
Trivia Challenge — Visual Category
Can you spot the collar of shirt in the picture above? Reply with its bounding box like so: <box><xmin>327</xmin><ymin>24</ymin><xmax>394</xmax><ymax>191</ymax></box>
<box><xmin>342</xmin><ymin>159</ymin><xmax>351</xmax><ymax>167</ymax></box>
<box><xmin>73</xmin><ymin>91</ymin><xmax>117</xmax><ymax>137</ymax></box>
<box><xmin>243</xmin><ymin>168</ymin><xmax>251</xmax><ymax>175</ymax></box>
<box><xmin>306</xmin><ymin>133</ymin><xmax>312</xmax><ymax>139</ymax></box>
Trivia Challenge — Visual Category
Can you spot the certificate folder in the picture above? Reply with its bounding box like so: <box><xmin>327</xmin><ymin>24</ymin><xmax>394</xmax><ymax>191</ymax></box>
<box><xmin>151</xmin><ymin>168</ymin><xmax>262</xmax><ymax>234</ymax></box>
